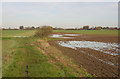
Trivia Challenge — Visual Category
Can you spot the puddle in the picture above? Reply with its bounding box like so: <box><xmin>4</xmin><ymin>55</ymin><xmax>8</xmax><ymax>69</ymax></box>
<box><xmin>49</xmin><ymin>34</ymin><xmax>81</xmax><ymax>39</ymax></box>
<box><xmin>49</xmin><ymin>34</ymin><xmax>74</xmax><ymax>39</ymax></box>
<box><xmin>50</xmin><ymin>34</ymin><xmax>63</xmax><ymax>38</ymax></box>
<box><xmin>64</xmin><ymin>34</ymin><xmax>81</xmax><ymax>36</ymax></box>
<box><xmin>58</xmin><ymin>41</ymin><xmax>119</xmax><ymax>56</ymax></box>
<box><xmin>13</xmin><ymin>36</ymin><xmax>28</xmax><ymax>37</ymax></box>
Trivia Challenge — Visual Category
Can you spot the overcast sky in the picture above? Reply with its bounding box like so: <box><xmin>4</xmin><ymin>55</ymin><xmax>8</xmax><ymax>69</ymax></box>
<box><xmin>1</xmin><ymin>2</ymin><xmax>118</xmax><ymax>28</ymax></box>
<box><xmin>1</xmin><ymin>0</ymin><xmax>120</xmax><ymax>2</ymax></box>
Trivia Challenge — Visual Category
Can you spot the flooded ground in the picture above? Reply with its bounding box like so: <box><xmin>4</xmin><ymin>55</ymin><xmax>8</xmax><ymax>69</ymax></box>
<box><xmin>13</xmin><ymin>36</ymin><xmax>28</xmax><ymax>37</ymax></box>
<box><xmin>49</xmin><ymin>33</ymin><xmax>119</xmax><ymax>77</ymax></box>
<box><xmin>58</xmin><ymin>41</ymin><xmax>119</xmax><ymax>56</ymax></box>
<box><xmin>49</xmin><ymin>34</ymin><xmax>81</xmax><ymax>39</ymax></box>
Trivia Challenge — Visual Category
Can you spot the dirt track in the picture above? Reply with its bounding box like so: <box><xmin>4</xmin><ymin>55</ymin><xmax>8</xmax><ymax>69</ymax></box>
<box><xmin>48</xmin><ymin>34</ymin><xmax>119</xmax><ymax>77</ymax></box>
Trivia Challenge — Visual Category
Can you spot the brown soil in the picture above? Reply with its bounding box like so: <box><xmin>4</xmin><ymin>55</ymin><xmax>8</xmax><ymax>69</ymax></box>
<box><xmin>48</xmin><ymin>34</ymin><xmax>119</xmax><ymax>77</ymax></box>
<box><xmin>52</xmin><ymin>33</ymin><xmax>118</xmax><ymax>43</ymax></box>
<box><xmin>75</xmin><ymin>34</ymin><xmax>118</xmax><ymax>43</ymax></box>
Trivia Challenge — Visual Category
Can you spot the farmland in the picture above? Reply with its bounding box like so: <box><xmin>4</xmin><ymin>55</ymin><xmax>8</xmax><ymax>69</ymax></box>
<box><xmin>54</xmin><ymin>30</ymin><xmax>118</xmax><ymax>36</ymax></box>
<box><xmin>2</xmin><ymin>30</ymin><xmax>36</xmax><ymax>37</ymax></box>
<box><xmin>2</xmin><ymin>29</ymin><xmax>119</xmax><ymax>77</ymax></box>
<box><xmin>2</xmin><ymin>30</ymin><xmax>119</xmax><ymax>37</ymax></box>
<box><xmin>49</xmin><ymin>30</ymin><xmax>119</xmax><ymax>77</ymax></box>
<box><xmin>3</xmin><ymin>38</ymin><xmax>88</xmax><ymax>77</ymax></box>
<box><xmin>2</xmin><ymin>30</ymin><xmax>92</xmax><ymax>77</ymax></box>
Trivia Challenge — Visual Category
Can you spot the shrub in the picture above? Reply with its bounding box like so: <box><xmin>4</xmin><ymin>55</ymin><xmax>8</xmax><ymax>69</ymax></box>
<box><xmin>34</xmin><ymin>26</ymin><xmax>53</xmax><ymax>38</ymax></box>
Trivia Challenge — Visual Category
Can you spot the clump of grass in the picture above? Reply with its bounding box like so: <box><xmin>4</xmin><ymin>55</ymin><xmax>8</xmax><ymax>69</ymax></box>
<box><xmin>34</xmin><ymin>26</ymin><xmax>53</xmax><ymax>38</ymax></box>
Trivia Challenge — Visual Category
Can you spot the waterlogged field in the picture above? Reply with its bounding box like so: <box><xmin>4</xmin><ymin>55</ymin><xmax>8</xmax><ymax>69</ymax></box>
<box><xmin>49</xmin><ymin>31</ymin><xmax>119</xmax><ymax>77</ymax></box>
<box><xmin>2</xmin><ymin>29</ymin><xmax>119</xmax><ymax>77</ymax></box>
<box><xmin>58</xmin><ymin>41</ymin><xmax>118</xmax><ymax>56</ymax></box>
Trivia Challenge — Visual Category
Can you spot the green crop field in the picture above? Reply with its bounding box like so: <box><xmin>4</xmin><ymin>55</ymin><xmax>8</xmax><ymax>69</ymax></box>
<box><xmin>2</xmin><ymin>30</ymin><xmax>36</xmax><ymax>37</ymax></box>
<box><xmin>54</xmin><ymin>30</ymin><xmax>119</xmax><ymax>36</ymax></box>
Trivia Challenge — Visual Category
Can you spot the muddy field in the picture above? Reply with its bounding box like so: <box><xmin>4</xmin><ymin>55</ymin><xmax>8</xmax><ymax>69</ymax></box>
<box><xmin>48</xmin><ymin>33</ymin><xmax>119</xmax><ymax>77</ymax></box>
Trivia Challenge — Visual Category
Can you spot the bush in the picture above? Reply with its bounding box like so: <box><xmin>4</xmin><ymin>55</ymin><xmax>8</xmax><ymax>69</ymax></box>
<box><xmin>34</xmin><ymin>26</ymin><xmax>53</xmax><ymax>38</ymax></box>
